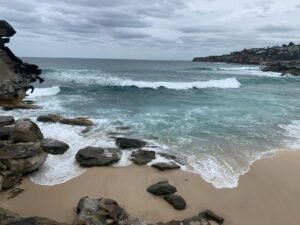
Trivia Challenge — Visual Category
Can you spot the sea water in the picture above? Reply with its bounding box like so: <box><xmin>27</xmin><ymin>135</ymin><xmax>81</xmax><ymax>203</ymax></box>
<box><xmin>2</xmin><ymin>58</ymin><xmax>299</xmax><ymax>188</ymax></box>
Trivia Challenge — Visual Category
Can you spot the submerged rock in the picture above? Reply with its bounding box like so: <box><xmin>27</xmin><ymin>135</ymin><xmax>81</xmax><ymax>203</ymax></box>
<box><xmin>115</xmin><ymin>137</ymin><xmax>147</xmax><ymax>149</ymax></box>
<box><xmin>0</xmin><ymin>116</ymin><xmax>14</xmax><ymax>126</ymax></box>
<box><xmin>131</xmin><ymin>149</ymin><xmax>156</xmax><ymax>165</ymax></box>
<box><xmin>74</xmin><ymin>197</ymin><xmax>143</xmax><ymax>225</ymax></box>
<box><xmin>41</xmin><ymin>138</ymin><xmax>69</xmax><ymax>155</ymax></box>
<box><xmin>11</xmin><ymin>119</ymin><xmax>43</xmax><ymax>143</ymax></box>
<box><xmin>151</xmin><ymin>162</ymin><xmax>180</xmax><ymax>171</ymax></box>
<box><xmin>76</xmin><ymin>147</ymin><xmax>121</xmax><ymax>167</ymax></box>
<box><xmin>0</xmin><ymin>142</ymin><xmax>47</xmax><ymax>174</ymax></box>
<box><xmin>147</xmin><ymin>181</ymin><xmax>177</xmax><ymax>196</ymax></box>
<box><xmin>163</xmin><ymin>194</ymin><xmax>186</xmax><ymax>210</ymax></box>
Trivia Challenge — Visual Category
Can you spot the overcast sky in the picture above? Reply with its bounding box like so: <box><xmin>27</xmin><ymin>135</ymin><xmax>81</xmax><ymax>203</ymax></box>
<box><xmin>1</xmin><ymin>0</ymin><xmax>299</xmax><ymax>60</ymax></box>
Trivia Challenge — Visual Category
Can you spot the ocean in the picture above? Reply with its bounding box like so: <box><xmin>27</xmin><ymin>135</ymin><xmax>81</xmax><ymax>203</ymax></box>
<box><xmin>2</xmin><ymin>58</ymin><xmax>300</xmax><ymax>188</ymax></box>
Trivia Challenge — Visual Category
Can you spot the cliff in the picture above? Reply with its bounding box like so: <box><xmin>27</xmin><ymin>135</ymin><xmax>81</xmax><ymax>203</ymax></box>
<box><xmin>193</xmin><ymin>42</ymin><xmax>300</xmax><ymax>76</ymax></box>
<box><xmin>0</xmin><ymin>20</ymin><xmax>43</xmax><ymax>105</ymax></box>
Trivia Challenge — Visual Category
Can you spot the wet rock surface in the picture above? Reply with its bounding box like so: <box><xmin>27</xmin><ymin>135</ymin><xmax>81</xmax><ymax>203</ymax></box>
<box><xmin>0</xmin><ymin>116</ymin><xmax>14</xmax><ymax>126</ymax></box>
<box><xmin>131</xmin><ymin>149</ymin><xmax>156</xmax><ymax>165</ymax></box>
<box><xmin>116</xmin><ymin>137</ymin><xmax>147</xmax><ymax>149</ymax></box>
<box><xmin>76</xmin><ymin>147</ymin><xmax>121</xmax><ymax>167</ymax></box>
<box><xmin>37</xmin><ymin>114</ymin><xmax>94</xmax><ymax>126</ymax></box>
<box><xmin>41</xmin><ymin>138</ymin><xmax>69</xmax><ymax>155</ymax></box>
<box><xmin>163</xmin><ymin>194</ymin><xmax>186</xmax><ymax>210</ymax></box>
<box><xmin>11</xmin><ymin>119</ymin><xmax>43</xmax><ymax>143</ymax></box>
<box><xmin>151</xmin><ymin>162</ymin><xmax>180</xmax><ymax>171</ymax></box>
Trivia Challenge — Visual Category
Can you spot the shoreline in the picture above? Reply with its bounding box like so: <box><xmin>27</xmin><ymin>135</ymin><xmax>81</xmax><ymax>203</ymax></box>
<box><xmin>1</xmin><ymin>149</ymin><xmax>300</xmax><ymax>225</ymax></box>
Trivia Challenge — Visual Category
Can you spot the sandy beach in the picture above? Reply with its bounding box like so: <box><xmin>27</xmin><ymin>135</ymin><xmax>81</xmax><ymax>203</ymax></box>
<box><xmin>1</xmin><ymin>149</ymin><xmax>300</xmax><ymax>225</ymax></box>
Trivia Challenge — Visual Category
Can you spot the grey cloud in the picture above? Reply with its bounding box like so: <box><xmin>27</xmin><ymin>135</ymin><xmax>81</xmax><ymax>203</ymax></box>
<box><xmin>255</xmin><ymin>25</ymin><xmax>296</xmax><ymax>33</ymax></box>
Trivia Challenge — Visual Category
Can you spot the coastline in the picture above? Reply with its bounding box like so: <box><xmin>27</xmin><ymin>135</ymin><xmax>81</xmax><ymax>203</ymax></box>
<box><xmin>1</xmin><ymin>149</ymin><xmax>300</xmax><ymax>225</ymax></box>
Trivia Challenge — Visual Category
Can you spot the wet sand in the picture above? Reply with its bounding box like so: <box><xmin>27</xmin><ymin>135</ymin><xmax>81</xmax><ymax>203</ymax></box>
<box><xmin>1</xmin><ymin>150</ymin><xmax>300</xmax><ymax>225</ymax></box>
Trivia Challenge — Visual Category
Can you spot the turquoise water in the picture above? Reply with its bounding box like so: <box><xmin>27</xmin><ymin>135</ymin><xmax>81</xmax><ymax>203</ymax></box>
<box><xmin>3</xmin><ymin>58</ymin><xmax>300</xmax><ymax>188</ymax></box>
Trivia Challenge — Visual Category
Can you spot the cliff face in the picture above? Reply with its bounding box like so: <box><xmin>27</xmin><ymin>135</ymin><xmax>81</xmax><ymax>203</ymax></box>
<box><xmin>0</xmin><ymin>20</ymin><xmax>43</xmax><ymax>105</ymax></box>
<box><xmin>193</xmin><ymin>43</ymin><xmax>300</xmax><ymax>76</ymax></box>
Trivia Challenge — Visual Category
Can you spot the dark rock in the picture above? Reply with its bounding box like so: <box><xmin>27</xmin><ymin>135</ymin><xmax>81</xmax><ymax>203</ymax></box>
<box><xmin>0</xmin><ymin>127</ymin><xmax>12</xmax><ymax>140</ymax></box>
<box><xmin>116</xmin><ymin>138</ymin><xmax>147</xmax><ymax>149</ymax></box>
<box><xmin>0</xmin><ymin>116</ymin><xmax>15</xmax><ymax>126</ymax></box>
<box><xmin>74</xmin><ymin>197</ymin><xmax>143</xmax><ymax>225</ymax></box>
<box><xmin>151</xmin><ymin>162</ymin><xmax>180</xmax><ymax>171</ymax></box>
<box><xmin>2</xmin><ymin>104</ymin><xmax>41</xmax><ymax>111</ymax></box>
<box><xmin>0</xmin><ymin>207</ymin><xmax>20</xmax><ymax>225</ymax></box>
<box><xmin>0</xmin><ymin>21</ymin><xmax>16</xmax><ymax>37</ymax></box>
<box><xmin>7</xmin><ymin>188</ymin><xmax>24</xmax><ymax>199</ymax></box>
<box><xmin>41</xmin><ymin>138</ymin><xmax>69</xmax><ymax>155</ymax></box>
<box><xmin>11</xmin><ymin>119</ymin><xmax>43</xmax><ymax>143</ymax></box>
<box><xmin>0</xmin><ymin>171</ymin><xmax>22</xmax><ymax>190</ymax></box>
<box><xmin>0</xmin><ymin>162</ymin><xmax>7</xmax><ymax>170</ymax></box>
<box><xmin>131</xmin><ymin>149</ymin><xmax>155</xmax><ymax>165</ymax></box>
<box><xmin>200</xmin><ymin>210</ymin><xmax>224</xmax><ymax>224</ymax></box>
<box><xmin>37</xmin><ymin>114</ymin><xmax>94</xmax><ymax>126</ymax></box>
<box><xmin>147</xmin><ymin>181</ymin><xmax>177</xmax><ymax>196</ymax></box>
<box><xmin>81</xmin><ymin>127</ymin><xmax>92</xmax><ymax>134</ymax></box>
<box><xmin>76</xmin><ymin>147</ymin><xmax>121</xmax><ymax>167</ymax></box>
<box><xmin>0</xmin><ymin>142</ymin><xmax>47</xmax><ymax>174</ymax></box>
<box><xmin>163</xmin><ymin>194</ymin><xmax>186</xmax><ymax>210</ymax></box>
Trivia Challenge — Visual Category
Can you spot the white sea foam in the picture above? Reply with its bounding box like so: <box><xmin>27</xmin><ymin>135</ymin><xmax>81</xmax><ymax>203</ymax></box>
<box><xmin>28</xmin><ymin>86</ymin><xmax>61</xmax><ymax>98</ymax></box>
<box><xmin>279</xmin><ymin>120</ymin><xmax>300</xmax><ymax>149</ymax></box>
<box><xmin>216</xmin><ymin>66</ymin><xmax>282</xmax><ymax>77</ymax></box>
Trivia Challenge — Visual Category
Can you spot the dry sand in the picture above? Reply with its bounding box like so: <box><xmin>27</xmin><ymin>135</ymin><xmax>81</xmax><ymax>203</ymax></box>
<box><xmin>1</xmin><ymin>149</ymin><xmax>300</xmax><ymax>225</ymax></box>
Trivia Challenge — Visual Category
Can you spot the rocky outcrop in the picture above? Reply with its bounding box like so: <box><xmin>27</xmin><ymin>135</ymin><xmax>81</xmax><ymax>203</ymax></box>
<box><xmin>131</xmin><ymin>149</ymin><xmax>156</xmax><ymax>165</ymax></box>
<box><xmin>41</xmin><ymin>138</ymin><xmax>69</xmax><ymax>155</ymax></box>
<box><xmin>147</xmin><ymin>181</ymin><xmax>177</xmax><ymax>196</ymax></box>
<box><xmin>73</xmin><ymin>197</ymin><xmax>144</xmax><ymax>225</ymax></box>
<box><xmin>193</xmin><ymin>42</ymin><xmax>300</xmax><ymax>76</ymax></box>
<box><xmin>0</xmin><ymin>207</ymin><xmax>67</xmax><ymax>225</ymax></box>
<box><xmin>163</xmin><ymin>194</ymin><xmax>186</xmax><ymax>210</ymax></box>
<box><xmin>76</xmin><ymin>147</ymin><xmax>121</xmax><ymax>167</ymax></box>
<box><xmin>0</xmin><ymin>142</ymin><xmax>47</xmax><ymax>174</ymax></box>
<box><xmin>115</xmin><ymin>137</ymin><xmax>147</xmax><ymax>149</ymax></box>
<box><xmin>11</xmin><ymin>119</ymin><xmax>44</xmax><ymax>143</ymax></box>
<box><xmin>0</xmin><ymin>20</ymin><xmax>43</xmax><ymax>105</ymax></box>
<box><xmin>37</xmin><ymin>114</ymin><xmax>94</xmax><ymax>126</ymax></box>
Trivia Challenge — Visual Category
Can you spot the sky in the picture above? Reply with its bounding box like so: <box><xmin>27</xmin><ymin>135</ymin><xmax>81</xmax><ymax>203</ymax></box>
<box><xmin>0</xmin><ymin>0</ymin><xmax>299</xmax><ymax>60</ymax></box>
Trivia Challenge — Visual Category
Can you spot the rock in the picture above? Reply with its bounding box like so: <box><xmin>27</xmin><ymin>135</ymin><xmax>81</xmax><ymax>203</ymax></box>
<box><xmin>37</xmin><ymin>114</ymin><xmax>94</xmax><ymax>126</ymax></box>
<box><xmin>200</xmin><ymin>210</ymin><xmax>224</xmax><ymax>224</ymax></box>
<box><xmin>0</xmin><ymin>116</ymin><xmax>14</xmax><ymax>126</ymax></box>
<box><xmin>7</xmin><ymin>188</ymin><xmax>24</xmax><ymax>199</ymax></box>
<box><xmin>163</xmin><ymin>194</ymin><xmax>186</xmax><ymax>210</ymax></box>
<box><xmin>2</xmin><ymin>103</ymin><xmax>41</xmax><ymax>110</ymax></box>
<box><xmin>41</xmin><ymin>138</ymin><xmax>69</xmax><ymax>155</ymax></box>
<box><xmin>11</xmin><ymin>119</ymin><xmax>43</xmax><ymax>143</ymax></box>
<box><xmin>37</xmin><ymin>114</ymin><xmax>62</xmax><ymax>123</ymax></box>
<box><xmin>0</xmin><ymin>171</ymin><xmax>22</xmax><ymax>190</ymax></box>
<box><xmin>147</xmin><ymin>181</ymin><xmax>177</xmax><ymax>196</ymax></box>
<box><xmin>81</xmin><ymin>127</ymin><xmax>92</xmax><ymax>134</ymax></box>
<box><xmin>0</xmin><ymin>20</ymin><xmax>16</xmax><ymax>37</ymax></box>
<box><xmin>76</xmin><ymin>147</ymin><xmax>121</xmax><ymax>167</ymax></box>
<box><xmin>116</xmin><ymin>138</ymin><xmax>147</xmax><ymax>149</ymax></box>
<box><xmin>131</xmin><ymin>149</ymin><xmax>155</xmax><ymax>165</ymax></box>
<box><xmin>0</xmin><ymin>142</ymin><xmax>47</xmax><ymax>174</ymax></box>
<box><xmin>0</xmin><ymin>127</ymin><xmax>12</xmax><ymax>140</ymax></box>
<box><xmin>151</xmin><ymin>162</ymin><xmax>180</xmax><ymax>171</ymax></box>
<box><xmin>74</xmin><ymin>196</ymin><xmax>143</xmax><ymax>225</ymax></box>
<box><xmin>0</xmin><ymin>207</ymin><xmax>20</xmax><ymax>225</ymax></box>
<box><xmin>0</xmin><ymin>162</ymin><xmax>7</xmax><ymax>170</ymax></box>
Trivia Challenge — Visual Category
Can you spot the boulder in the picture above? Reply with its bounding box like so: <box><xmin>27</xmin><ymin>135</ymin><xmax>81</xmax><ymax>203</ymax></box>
<box><xmin>0</xmin><ymin>116</ymin><xmax>14</xmax><ymax>126</ymax></box>
<box><xmin>0</xmin><ymin>171</ymin><xmax>22</xmax><ymax>190</ymax></box>
<box><xmin>147</xmin><ymin>181</ymin><xmax>177</xmax><ymax>196</ymax></box>
<box><xmin>0</xmin><ymin>127</ymin><xmax>12</xmax><ymax>140</ymax></box>
<box><xmin>131</xmin><ymin>149</ymin><xmax>156</xmax><ymax>165</ymax></box>
<box><xmin>0</xmin><ymin>142</ymin><xmax>47</xmax><ymax>174</ymax></box>
<box><xmin>0</xmin><ymin>20</ymin><xmax>16</xmax><ymax>37</ymax></box>
<box><xmin>76</xmin><ymin>147</ymin><xmax>121</xmax><ymax>167</ymax></box>
<box><xmin>41</xmin><ymin>138</ymin><xmax>69</xmax><ymax>155</ymax></box>
<box><xmin>11</xmin><ymin>119</ymin><xmax>43</xmax><ymax>143</ymax></box>
<box><xmin>116</xmin><ymin>138</ymin><xmax>147</xmax><ymax>149</ymax></box>
<box><xmin>0</xmin><ymin>207</ymin><xmax>20</xmax><ymax>225</ymax></box>
<box><xmin>37</xmin><ymin>114</ymin><xmax>62</xmax><ymax>123</ymax></box>
<box><xmin>199</xmin><ymin>210</ymin><xmax>225</xmax><ymax>224</ymax></box>
<box><xmin>2</xmin><ymin>103</ymin><xmax>41</xmax><ymax>111</ymax></box>
<box><xmin>163</xmin><ymin>194</ymin><xmax>186</xmax><ymax>210</ymax></box>
<box><xmin>151</xmin><ymin>162</ymin><xmax>180</xmax><ymax>171</ymax></box>
<box><xmin>74</xmin><ymin>197</ymin><xmax>143</xmax><ymax>225</ymax></box>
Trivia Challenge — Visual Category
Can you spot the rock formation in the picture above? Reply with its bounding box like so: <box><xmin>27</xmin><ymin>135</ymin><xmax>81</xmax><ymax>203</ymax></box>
<box><xmin>193</xmin><ymin>42</ymin><xmax>300</xmax><ymax>76</ymax></box>
<box><xmin>0</xmin><ymin>20</ymin><xmax>43</xmax><ymax>105</ymax></box>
